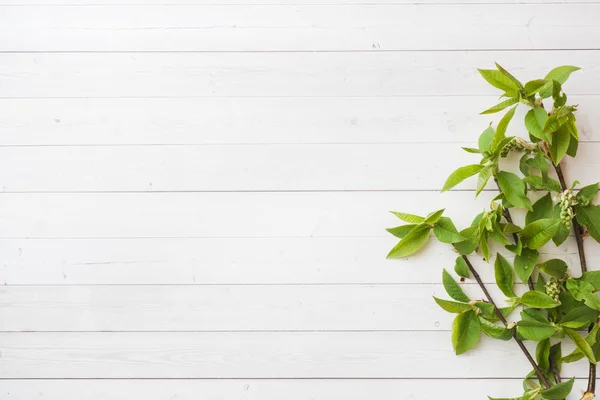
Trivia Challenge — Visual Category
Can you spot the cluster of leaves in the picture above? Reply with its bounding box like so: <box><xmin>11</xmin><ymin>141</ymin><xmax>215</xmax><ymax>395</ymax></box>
<box><xmin>387</xmin><ymin>64</ymin><xmax>600</xmax><ymax>399</ymax></box>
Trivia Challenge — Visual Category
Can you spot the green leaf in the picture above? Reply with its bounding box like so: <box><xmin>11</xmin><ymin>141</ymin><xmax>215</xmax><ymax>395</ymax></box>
<box><xmin>566</xmin><ymin>279</ymin><xmax>600</xmax><ymax>312</ymax></box>
<box><xmin>517</xmin><ymin>309</ymin><xmax>557</xmax><ymax>341</ymax></box>
<box><xmin>390</xmin><ymin>211</ymin><xmax>424</xmax><ymax>223</ymax></box>
<box><xmin>581</xmin><ymin>271</ymin><xmax>600</xmax><ymax>291</ymax></box>
<box><xmin>442</xmin><ymin>164</ymin><xmax>484</xmax><ymax>192</ymax></box>
<box><xmin>462</xmin><ymin>147</ymin><xmax>483</xmax><ymax>154</ymax></box>
<box><xmin>481</xmin><ymin>97</ymin><xmax>520</xmax><ymax>115</ymax></box>
<box><xmin>476</xmin><ymin>166</ymin><xmax>493</xmax><ymax>197</ymax></box>
<box><xmin>520</xmin><ymin>290</ymin><xmax>561</xmax><ymax>309</ymax></box>
<box><xmin>492</xmin><ymin>106</ymin><xmax>517</xmax><ymax>150</ymax></box>
<box><xmin>540</xmin><ymin>65</ymin><xmax>581</xmax><ymax>98</ymax></box>
<box><xmin>478</xmin><ymin>69</ymin><xmax>519</xmax><ymax>93</ymax></box>
<box><xmin>453</xmin><ymin>226</ymin><xmax>479</xmax><ymax>255</ymax></box>
<box><xmin>386</xmin><ymin>224</ymin><xmax>432</xmax><ymax>258</ymax></box>
<box><xmin>536</xmin><ymin>259</ymin><xmax>568</xmax><ymax>279</ymax></box>
<box><xmin>540</xmin><ymin>377</ymin><xmax>575</xmax><ymax>399</ymax></box>
<box><xmin>386</xmin><ymin>224</ymin><xmax>418</xmax><ymax>238</ymax></box>
<box><xmin>551</xmin><ymin>204</ymin><xmax>570</xmax><ymax>246</ymax></box>
<box><xmin>521</xmin><ymin>219</ymin><xmax>561</xmax><ymax>250</ymax></box>
<box><xmin>536</xmin><ymin>338</ymin><xmax>551</xmax><ymax>372</ymax></box>
<box><xmin>547</xmin><ymin>125</ymin><xmax>571</xmax><ymax>165</ymax></box>
<box><xmin>565</xmin><ymin>328</ymin><xmax>596</xmax><ymax>364</ymax></box>
<box><xmin>524</xmin><ymin>79</ymin><xmax>550</xmax><ymax>96</ymax></box>
<box><xmin>495</xmin><ymin>63</ymin><xmax>524</xmax><ymax>91</ymax></box>
<box><xmin>575</xmin><ymin>204</ymin><xmax>600</xmax><ymax>242</ymax></box>
<box><xmin>433</xmin><ymin>297</ymin><xmax>471</xmax><ymax>313</ymax></box>
<box><xmin>452</xmin><ymin>310</ymin><xmax>480</xmax><ymax>355</ymax></box>
<box><xmin>442</xmin><ymin>269</ymin><xmax>470</xmax><ymax>303</ymax></box>
<box><xmin>423</xmin><ymin>209</ymin><xmax>445</xmax><ymax>224</ymax></box>
<box><xmin>494</xmin><ymin>253</ymin><xmax>516</xmax><ymax>298</ymax></box>
<box><xmin>454</xmin><ymin>256</ymin><xmax>470</xmax><ymax>278</ymax></box>
<box><xmin>514</xmin><ymin>248</ymin><xmax>539</xmax><ymax>283</ymax></box>
<box><xmin>560</xmin><ymin>306</ymin><xmax>599</xmax><ymax>329</ymax></box>
<box><xmin>577</xmin><ymin>183</ymin><xmax>599</xmax><ymax>204</ymax></box>
<box><xmin>523</xmin><ymin>176</ymin><xmax>562</xmax><ymax>193</ymax></box>
<box><xmin>563</xmin><ymin>325</ymin><xmax>599</xmax><ymax>363</ymax></box>
<box><xmin>526</xmin><ymin>193</ymin><xmax>553</xmax><ymax>225</ymax></box>
<box><xmin>479</xmin><ymin>317</ymin><xmax>514</xmax><ymax>341</ymax></box>
<box><xmin>524</xmin><ymin>107</ymin><xmax>548</xmax><ymax>139</ymax></box>
<box><xmin>479</xmin><ymin>126</ymin><xmax>495</xmax><ymax>151</ymax></box>
<box><xmin>433</xmin><ymin>217</ymin><xmax>466</xmax><ymax>244</ymax></box>
<box><xmin>497</xmin><ymin>171</ymin><xmax>533</xmax><ymax>211</ymax></box>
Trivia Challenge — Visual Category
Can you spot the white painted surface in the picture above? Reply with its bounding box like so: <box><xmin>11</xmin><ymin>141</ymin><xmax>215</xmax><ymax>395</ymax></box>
<box><xmin>0</xmin><ymin>2</ymin><xmax>598</xmax><ymax>399</ymax></box>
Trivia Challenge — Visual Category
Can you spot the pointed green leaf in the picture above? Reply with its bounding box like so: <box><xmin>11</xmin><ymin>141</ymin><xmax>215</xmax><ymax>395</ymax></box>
<box><xmin>548</xmin><ymin>125</ymin><xmax>571</xmax><ymax>165</ymax></box>
<box><xmin>520</xmin><ymin>290</ymin><xmax>561</xmax><ymax>309</ymax></box>
<box><xmin>476</xmin><ymin>166</ymin><xmax>493</xmax><ymax>197</ymax></box>
<box><xmin>495</xmin><ymin>63</ymin><xmax>524</xmax><ymax>91</ymax></box>
<box><xmin>565</xmin><ymin>328</ymin><xmax>596</xmax><ymax>364</ymax></box>
<box><xmin>492</xmin><ymin>106</ymin><xmax>517</xmax><ymax>150</ymax></box>
<box><xmin>537</xmin><ymin>259</ymin><xmax>568</xmax><ymax>279</ymax></box>
<box><xmin>386</xmin><ymin>224</ymin><xmax>418</xmax><ymax>239</ymax></box>
<box><xmin>581</xmin><ymin>271</ymin><xmax>600</xmax><ymax>291</ymax></box>
<box><xmin>433</xmin><ymin>297</ymin><xmax>471</xmax><ymax>313</ymax></box>
<box><xmin>560</xmin><ymin>306</ymin><xmax>599</xmax><ymax>329</ymax></box>
<box><xmin>423</xmin><ymin>209</ymin><xmax>445</xmax><ymax>224</ymax></box>
<box><xmin>526</xmin><ymin>193</ymin><xmax>553</xmax><ymax>225</ymax></box>
<box><xmin>494</xmin><ymin>253</ymin><xmax>516</xmax><ymax>298</ymax></box>
<box><xmin>479</xmin><ymin>317</ymin><xmax>514</xmax><ymax>341</ymax></box>
<box><xmin>577</xmin><ymin>183</ymin><xmax>599</xmax><ymax>204</ymax></box>
<box><xmin>536</xmin><ymin>338</ymin><xmax>551</xmax><ymax>372</ymax></box>
<box><xmin>524</xmin><ymin>79</ymin><xmax>550</xmax><ymax>96</ymax></box>
<box><xmin>521</xmin><ymin>219</ymin><xmax>561</xmax><ymax>250</ymax></box>
<box><xmin>386</xmin><ymin>224</ymin><xmax>431</xmax><ymax>259</ymax></box>
<box><xmin>479</xmin><ymin>126</ymin><xmax>495</xmax><ymax>151</ymax></box>
<box><xmin>443</xmin><ymin>269</ymin><xmax>470</xmax><ymax>303</ymax></box>
<box><xmin>478</xmin><ymin>69</ymin><xmax>519</xmax><ymax>93</ymax></box>
<box><xmin>390</xmin><ymin>211</ymin><xmax>424</xmax><ymax>223</ymax></box>
<box><xmin>434</xmin><ymin>217</ymin><xmax>466</xmax><ymax>244</ymax></box>
<box><xmin>514</xmin><ymin>247</ymin><xmax>539</xmax><ymax>283</ymax></box>
<box><xmin>452</xmin><ymin>310</ymin><xmax>480</xmax><ymax>355</ymax></box>
<box><xmin>540</xmin><ymin>65</ymin><xmax>581</xmax><ymax>98</ymax></box>
<box><xmin>575</xmin><ymin>204</ymin><xmax>600</xmax><ymax>242</ymax></box>
<box><xmin>540</xmin><ymin>377</ymin><xmax>575</xmax><ymax>399</ymax></box>
<box><xmin>497</xmin><ymin>171</ymin><xmax>533</xmax><ymax>211</ymax></box>
<box><xmin>454</xmin><ymin>256</ymin><xmax>470</xmax><ymax>278</ymax></box>
<box><xmin>481</xmin><ymin>97</ymin><xmax>520</xmax><ymax>115</ymax></box>
<box><xmin>524</xmin><ymin>107</ymin><xmax>548</xmax><ymax>139</ymax></box>
<box><xmin>442</xmin><ymin>164</ymin><xmax>484</xmax><ymax>192</ymax></box>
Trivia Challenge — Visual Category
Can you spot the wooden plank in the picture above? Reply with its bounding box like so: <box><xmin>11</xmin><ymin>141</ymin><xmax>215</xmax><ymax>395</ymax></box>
<box><xmin>1</xmin><ymin>5</ymin><xmax>599</xmax><ymax>51</ymax></box>
<box><xmin>0</xmin><ymin>51</ymin><xmax>596</xmax><ymax>98</ymax></box>
<box><xmin>0</xmin><ymin>283</ymin><xmax>532</xmax><ymax>332</ymax></box>
<box><xmin>0</xmin><ymin>331</ymin><xmax>588</xmax><ymax>378</ymax></box>
<box><xmin>0</xmin><ymin>237</ymin><xmax>591</xmax><ymax>285</ymax></box>
<box><xmin>0</xmin><ymin>96</ymin><xmax>598</xmax><ymax>146</ymax></box>
<box><xmin>0</xmin><ymin>142</ymin><xmax>595</xmax><ymax>192</ymax></box>
<box><xmin>1</xmin><ymin>0</ymin><xmax>597</xmax><ymax>4</ymax></box>
<box><xmin>0</xmin><ymin>191</ymin><xmax>527</xmax><ymax>238</ymax></box>
<box><xmin>0</xmin><ymin>379</ymin><xmax>572</xmax><ymax>400</ymax></box>
<box><xmin>0</xmin><ymin>191</ymin><xmax>587</xmax><ymax>238</ymax></box>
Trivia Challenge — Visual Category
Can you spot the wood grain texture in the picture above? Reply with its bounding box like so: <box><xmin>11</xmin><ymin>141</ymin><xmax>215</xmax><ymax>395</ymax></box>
<box><xmin>0</xmin><ymin>142</ymin><xmax>597</xmax><ymax>192</ymax></box>
<box><xmin>0</xmin><ymin>237</ymin><xmax>591</xmax><ymax>285</ymax></box>
<box><xmin>0</xmin><ymin>283</ymin><xmax>535</xmax><ymax>332</ymax></box>
<box><xmin>1</xmin><ymin>5</ymin><xmax>599</xmax><ymax>51</ymax></box>
<box><xmin>1</xmin><ymin>96</ymin><xmax>599</xmax><ymax>146</ymax></box>
<box><xmin>0</xmin><ymin>331</ymin><xmax>589</xmax><ymax>379</ymax></box>
<box><xmin>0</xmin><ymin>51</ymin><xmax>598</xmax><ymax>98</ymax></box>
<box><xmin>0</xmin><ymin>379</ymin><xmax>577</xmax><ymax>400</ymax></box>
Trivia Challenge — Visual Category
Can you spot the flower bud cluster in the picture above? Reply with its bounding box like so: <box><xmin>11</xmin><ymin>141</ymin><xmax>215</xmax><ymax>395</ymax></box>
<box><xmin>557</xmin><ymin>189</ymin><xmax>577</xmax><ymax>228</ymax></box>
<box><xmin>545</xmin><ymin>278</ymin><xmax>561</xmax><ymax>302</ymax></box>
<box><xmin>499</xmin><ymin>137</ymin><xmax>536</xmax><ymax>158</ymax></box>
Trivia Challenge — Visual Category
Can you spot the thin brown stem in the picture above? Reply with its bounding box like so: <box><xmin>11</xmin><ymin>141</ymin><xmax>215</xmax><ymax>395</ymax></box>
<box><xmin>461</xmin><ymin>255</ymin><xmax>552</xmax><ymax>389</ymax></box>
<box><xmin>493</xmin><ymin>177</ymin><xmax>535</xmax><ymax>290</ymax></box>
<box><xmin>552</xmin><ymin>162</ymin><xmax>595</xmax><ymax>396</ymax></box>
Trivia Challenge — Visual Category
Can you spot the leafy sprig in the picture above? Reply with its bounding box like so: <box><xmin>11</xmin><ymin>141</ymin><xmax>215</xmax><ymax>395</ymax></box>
<box><xmin>387</xmin><ymin>64</ymin><xmax>600</xmax><ymax>399</ymax></box>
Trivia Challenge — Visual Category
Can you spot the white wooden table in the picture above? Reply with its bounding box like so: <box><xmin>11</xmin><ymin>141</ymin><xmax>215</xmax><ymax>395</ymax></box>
<box><xmin>0</xmin><ymin>1</ymin><xmax>599</xmax><ymax>398</ymax></box>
